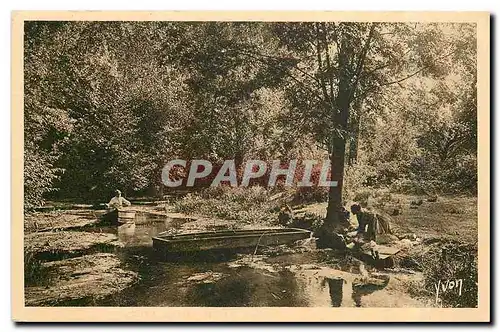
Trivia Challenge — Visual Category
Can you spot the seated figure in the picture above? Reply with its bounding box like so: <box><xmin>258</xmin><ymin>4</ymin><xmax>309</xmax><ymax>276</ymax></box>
<box><xmin>107</xmin><ymin>189</ymin><xmax>131</xmax><ymax>210</ymax></box>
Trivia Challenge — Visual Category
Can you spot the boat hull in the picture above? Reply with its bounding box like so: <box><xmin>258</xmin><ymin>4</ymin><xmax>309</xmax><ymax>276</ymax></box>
<box><xmin>152</xmin><ymin>228</ymin><xmax>312</xmax><ymax>255</ymax></box>
<box><xmin>101</xmin><ymin>209</ymin><xmax>136</xmax><ymax>224</ymax></box>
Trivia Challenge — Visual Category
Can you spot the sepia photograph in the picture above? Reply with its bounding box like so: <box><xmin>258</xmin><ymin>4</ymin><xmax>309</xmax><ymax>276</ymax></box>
<box><xmin>11</xmin><ymin>11</ymin><xmax>490</xmax><ymax>322</ymax></box>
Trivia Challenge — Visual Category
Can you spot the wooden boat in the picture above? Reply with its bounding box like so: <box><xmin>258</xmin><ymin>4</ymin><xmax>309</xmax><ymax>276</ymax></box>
<box><xmin>152</xmin><ymin>228</ymin><xmax>312</xmax><ymax>254</ymax></box>
<box><xmin>101</xmin><ymin>209</ymin><xmax>136</xmax><ymax>224</ymax></box>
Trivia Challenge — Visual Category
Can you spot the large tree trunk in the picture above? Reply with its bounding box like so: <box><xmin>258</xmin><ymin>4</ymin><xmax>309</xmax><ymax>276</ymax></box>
<box><xmin>325</xmin><ymin>136</ymin><xmax>347</xmax><ymax>227</ymax></box>
<box><xmin>348</xmin><ymin>123</ymin><xmax>359</xmax><ymax>166</ymax></box>
<box><xmin>324</xmin><ymin>28</ymin><xmax>352</xmax><ymax>229</ymax></box>
<box><xmin>317</xmin><ymin>130</ymin><xmax>348</xmax><ymax>249</ymax></box>
<box><xmin>348</xmin><ymin>99</ymin><xmax>362</xmax><ymax>165</ymax></box>
<box><xmin>324</xmin><ymin>100</ymin><xmax>350</xmax><ymax>229</ymax></box>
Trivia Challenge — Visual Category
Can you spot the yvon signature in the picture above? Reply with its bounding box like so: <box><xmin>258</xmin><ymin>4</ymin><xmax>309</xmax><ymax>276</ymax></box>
<box><xmin>434</xmin><ymin>279</ymin><xmax>463</xmax><ymax>304</ymax></box>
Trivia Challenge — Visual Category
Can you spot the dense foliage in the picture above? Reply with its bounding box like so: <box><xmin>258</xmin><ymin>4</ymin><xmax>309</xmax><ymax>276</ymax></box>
<box><xmin>24</xmin><ymin>21</ymin><xmax>477</xmax><ymax>213</ymax></box>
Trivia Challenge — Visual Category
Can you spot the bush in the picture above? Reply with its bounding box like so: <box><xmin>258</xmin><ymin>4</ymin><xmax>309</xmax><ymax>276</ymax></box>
<box><xmin>292</xmin><ymin>186</ymin><xmax>328</xmax><ymax>204</ymax></box>
<box><xmin>441</xmin><ymin>154</ymin><xmax>477</xmax><ymax>194</ymax></box>
<box><xmin>415</xmin><ymin>241</ymin><xmax>478</xmax><ymax>308</ymax></box>
<box><xmin>24</xmin><ymin>146</ymin><xmax>60</xmax><ymax>211</ymax></box>
<box><xmin>390</xmin><ymin>178</ymin><xmax>434</xmax><ymax>195</ymax></box>
<box><xmin>352</xmin><ymin>189</ymin><xmax>371</xmax><ymax>207</ymax></box>
<box><xmin>24</xmin><ymin>250</ymin><xmax>50</xmax><ymax>287</ymax></box>
<box><xmin>174</xmin><ymin>186</ymin><xmax>279</xmax><ymax>225</ymax></box>
<box><xmin>343</xmin><ymin>163</ymin><xmax>377</xmax><ymax>201</ymax></box>
<box><xmin>390</xmin><ymin>152</ymin><xmax>477</xmax><ymax>196</ymax></box>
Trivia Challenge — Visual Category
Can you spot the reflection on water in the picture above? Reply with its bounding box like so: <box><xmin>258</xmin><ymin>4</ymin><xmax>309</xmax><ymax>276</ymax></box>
<box><xmin>351</xmin><ymin>275</ymin><xmax>391</xmax><ymax>307</ymax></box>
<box><xmin>116</xmin><ymin>221</ymin><xmax>169</xmax><ymax>247</ymax></box>
<box><xmin>325</xmin><ymin>277</ymin><xmax>344</xmax><ymax>307</ymax></box>
<box><xmin>96</xmin><ymin>215</ymin><xmax>387</xmax><ymax>307</ymax></box>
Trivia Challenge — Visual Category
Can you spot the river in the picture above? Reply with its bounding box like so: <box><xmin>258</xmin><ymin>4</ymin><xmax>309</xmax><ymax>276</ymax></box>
<box><xmin>81</xmin><ymin>214</ymin><xmax>425</xmax><ymax>307</ymax></box>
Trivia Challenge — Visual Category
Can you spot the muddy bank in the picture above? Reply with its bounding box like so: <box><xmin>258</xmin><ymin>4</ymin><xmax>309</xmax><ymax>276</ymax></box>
<box><xmin>24</xmin><ymin>210</ymin><xmax>99</xmax><ymax>232</ymax></box>
<box><xmin>25</xmin><ymin>253</ymin><xmax>139</xmax><ymax>306</ymax></box>
<box><xmin>23</xmin><ymin>208</ymin><xmax>169</xmax><ymax>306</ymax></box>
<box><xmin>24</xmin><ymin>231</ymin><xmax>121</xmax><ymax>259</ymax></box>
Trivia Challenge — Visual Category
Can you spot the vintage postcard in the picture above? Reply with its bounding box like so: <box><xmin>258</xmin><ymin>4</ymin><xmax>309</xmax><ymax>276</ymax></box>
<box><xmin>12</xmin><ymin>11</ymin><xmax>490</xmax><ymax>322</ymax></box>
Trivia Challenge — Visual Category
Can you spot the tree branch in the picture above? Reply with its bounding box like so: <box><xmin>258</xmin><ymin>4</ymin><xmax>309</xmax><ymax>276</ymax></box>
<box><xmin>230</xmin><ymin>48</ymin><xmax>325</xmax><ymax>102</ymax></box>
<box><xmin>234</xmin><ymin>48</ymin><xmax>322</xmax><ymax>87</ymax></box>
<box><xmin>315</xmin><ymin>23</ymin><xmax>330</xmax><ymax>101</ymax></box>
<box><xmin>379</xmin><ymin>48</ymin><xmax>456</xmax><ymax>88</ymax></box>
<box><xmin>356</xmin><ymin>47</ymin><xmax>457</xmax><ymax>100</ymax></box>
<box><xmin>359</xmin><ymin>62</ymin><xmax>390</xmax><ymax>79</ymax></box>
<box><xmin>348</xmin><ymin>23</ymin><xmax>377</xmax><ymax>103</ymax></box>
<box><xmin>321</xmin><ymin>22</ymin><xmax>335</xmax><ymax>103</ymax></box>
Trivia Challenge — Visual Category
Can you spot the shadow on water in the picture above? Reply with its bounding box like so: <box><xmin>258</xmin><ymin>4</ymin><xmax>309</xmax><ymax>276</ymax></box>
<box><xmin>324</xmin><ymin>277</ymin><xmax>344</xmax><ymax>307</ymax></box>
<box><xmin>351</xmin><ymin>275</ymin><xmax>390</xmax><ymax>307</ymax></box>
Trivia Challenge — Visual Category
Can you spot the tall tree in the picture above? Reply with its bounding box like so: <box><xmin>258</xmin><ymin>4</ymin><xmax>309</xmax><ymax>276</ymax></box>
<box><xmin>266</xmin><ymin>22</ymin><xmax>469</xmax><ymax>227</ymax></box>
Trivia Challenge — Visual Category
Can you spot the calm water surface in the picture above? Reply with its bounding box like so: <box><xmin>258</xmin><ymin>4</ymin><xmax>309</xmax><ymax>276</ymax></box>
<box><xmin>91</xmin><ymin>214</ymin><xmax>380</xmax><ymax>307</ymax></box>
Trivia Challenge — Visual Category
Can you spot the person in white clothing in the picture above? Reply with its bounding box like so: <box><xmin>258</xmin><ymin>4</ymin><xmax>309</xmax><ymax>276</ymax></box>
<box><xmin>107</xmin><ymin>189</ymin><xmax>131</xmax><ymax>210</ymax></box>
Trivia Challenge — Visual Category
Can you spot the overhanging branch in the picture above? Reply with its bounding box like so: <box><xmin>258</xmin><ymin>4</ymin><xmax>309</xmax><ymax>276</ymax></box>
<box><xmin>355</xmin><ymin>47</ymin><xmax>457</xmax><ymax>100</ymax></box>
<box><xmin>348</xmin><ymin>23</ymin><xmax>377</xmax><ymax>103</ymax></box>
